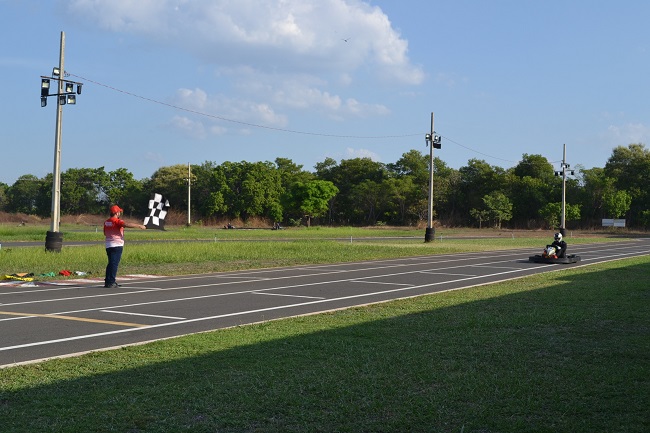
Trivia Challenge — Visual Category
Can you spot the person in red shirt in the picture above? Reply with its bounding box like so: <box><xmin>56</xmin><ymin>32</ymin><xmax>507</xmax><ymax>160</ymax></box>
<box><xmin>104</xmin><ymin>205</ymin><xmax>146</xmax><ymax>288</ymax></box>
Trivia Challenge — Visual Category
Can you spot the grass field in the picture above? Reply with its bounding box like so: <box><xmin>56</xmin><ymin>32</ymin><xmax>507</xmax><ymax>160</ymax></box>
<box><xmin>0</xmin><ymin>224</ymin><xmax>623</xmax><ymax>278</ymax></box>
<box><xmin>0</xmin><ymin>225</ymin><xmax>648</xmax><ymax>432</ymax></box>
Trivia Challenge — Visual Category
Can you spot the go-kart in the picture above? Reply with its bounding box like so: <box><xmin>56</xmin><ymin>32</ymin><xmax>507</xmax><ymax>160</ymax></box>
<box><xmin>529</xmin><ymin>245</ymin><xmax>581</xmax><ymax>264</ymax></box>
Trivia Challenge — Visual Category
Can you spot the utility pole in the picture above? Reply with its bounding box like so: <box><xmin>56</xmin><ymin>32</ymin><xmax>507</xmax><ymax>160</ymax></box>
<box><xmin>186</xmin><ymin>162</ymin><xmax>191</xmax><ymax>226</ymax></box>
<box><xmin>40</xmin><ymin>32</ymin><xmax>83</xmax><ymax>252</ymax></box>
<box><xmin>51</xmin><ymin>32</ymin><xmax>65</xmax><ymax>238</ymax></box>
<box><xmin>424</xmin><ymin>112</ymin><xmax>441</xmax><ymax>242</ymax></box>
<box><xmin>554</xmin><ymin>144</ymin><xmax>574</xmax><ymax>237</ymax></box>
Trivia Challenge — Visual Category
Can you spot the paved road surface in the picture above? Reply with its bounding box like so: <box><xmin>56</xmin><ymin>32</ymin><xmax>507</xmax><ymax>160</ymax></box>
<box><xmin>1</xmin><ymin>240</ymin><xmax>648</xmax><ymax>367</ymax></box>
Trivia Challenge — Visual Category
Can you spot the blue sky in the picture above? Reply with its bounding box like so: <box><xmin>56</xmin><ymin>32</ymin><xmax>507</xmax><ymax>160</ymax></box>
<box><xmin>1</xmin><ymin>0</ymin><xmax>649</xmax><ymax>185</ymax></box>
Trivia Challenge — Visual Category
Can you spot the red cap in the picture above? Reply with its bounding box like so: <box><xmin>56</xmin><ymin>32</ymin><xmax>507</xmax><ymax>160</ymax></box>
<box><xmin>109</xmin><ymin>205</ymin><xmax>123</xmax><ymax>214</ymax></box>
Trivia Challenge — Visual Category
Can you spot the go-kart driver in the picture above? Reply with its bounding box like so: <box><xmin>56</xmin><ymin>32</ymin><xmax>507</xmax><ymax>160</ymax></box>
<box><xmin>550</xmin><ymin>233</ymin><xmax>567</xmax><ymax>258</ymax></box>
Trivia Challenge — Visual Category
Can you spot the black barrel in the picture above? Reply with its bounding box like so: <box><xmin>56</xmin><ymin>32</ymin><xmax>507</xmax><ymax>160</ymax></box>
<box><xmin>45</xmin><ymin>231</ymin><xmax>63</xmax><ymax>252</ymax></box>
<box><xmin>424</xmin><ymin>227</ymin><xmax>435</xmax><ymax>243</ymax></box>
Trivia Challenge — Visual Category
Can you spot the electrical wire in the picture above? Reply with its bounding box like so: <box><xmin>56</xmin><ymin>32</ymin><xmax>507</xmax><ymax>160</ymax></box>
<box><xmin>67</xmin><ymin>72</ymin><xmax>563</xmax><ymax>167</ymax></box>
<box><xmin>68</xmin><ymin>73</ymin><xmax>422</xmax><ymax>140</ymax></box>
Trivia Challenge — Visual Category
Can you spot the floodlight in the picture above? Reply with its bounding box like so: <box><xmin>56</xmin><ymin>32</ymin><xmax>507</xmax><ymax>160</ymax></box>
<box><xmin>66</xmin><ymin>94</ymin><xmax>76</xmax><ymax>105</ymax></box>
<box><xmin>76</xmin><ymin>83</ymin><xmax>82</xmax><ymax>94</ymax></box>
<box><xmin>41</xmin><ymin>78</ymin><xmax>50</xmax><ymax>97</ymax></box>
<box><xmin>65</xmin><ymin>82</ymin><xmax>74</xmax><ymax>93</ymax></box>
<box><xmin>59</xmin><ymin>95</ymin><xmax>66</xmax><ymax>105</ymax></box>
<box><xmin>433</xmin><ymin>134</ymin><xmax>442</xmax><ymax>149</ymax></box>
<box><xmin>41</xmin><ymin>97</ymin><xmax>47</xmax><ymax>107</ymax></box>
<box><xmin>52</xmin><ymin>67</ymin><xmax>60</xmax><ymax>77</ymax></box>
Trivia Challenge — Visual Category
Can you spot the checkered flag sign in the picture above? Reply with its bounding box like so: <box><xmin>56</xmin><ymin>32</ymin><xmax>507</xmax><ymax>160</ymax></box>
<box><xmin>143</xmin><ymin>193</ymin><xmax>170</xmax><ymax>230</ymax></box>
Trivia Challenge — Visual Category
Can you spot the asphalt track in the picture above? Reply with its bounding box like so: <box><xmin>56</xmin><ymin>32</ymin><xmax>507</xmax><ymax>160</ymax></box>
<box><xmin>1</xmin><ymin>239</ymin><xmax>648</xmax><ymax>368</ymax></box>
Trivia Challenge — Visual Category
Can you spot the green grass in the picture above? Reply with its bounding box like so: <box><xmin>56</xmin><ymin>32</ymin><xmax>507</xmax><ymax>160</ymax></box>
<box><xmin>1</xmin><ymin>225</ymin><xmax>647</xmax><ymax>431</ymax></box>
<box><xmin>0</xmin><ymin>224</ymin><xmax>619</xmax><ymax>278</ymax></box>
<box><xmin>0</xmin><ymin>256</ymin><xmax>648</xmax><ymax>432</ymax></box>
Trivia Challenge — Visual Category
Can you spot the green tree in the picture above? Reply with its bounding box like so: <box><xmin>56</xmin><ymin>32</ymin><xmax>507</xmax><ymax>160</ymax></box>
<box><xmin>387</xmin><ymin>149</ymin><xmax>429</xmax><ymax>185</ymax></box>
<box><xmin>455</xmin><ymin>159</ymin><xmax>507</xmax><ymax>225</ymax></box>
<box><xmin>240</xmin><ymin>161</ymin><xmax>284</xmax><ymax>221</ymax></box>
<box><xmin>602</xmin><ymin>189</ymin><xmax>632</xmax><ymax>219</ymax></box>
<box><xmin>315</xmin><ymin>157</ymin><xmax>386</xmax><ymax>224</ymax></box>
<box><xmin>538</xmin><ymin>202</ymin><xmax>581</xmax><ymax>229</ymax></box>
<box><xmin>640</xmin><ymin>210</ymin><xmax>650</xmax><ymax>228</ymax></box>
<box><xmin>105</xmin><ymin>168</ymin><xmax>146</xmax><ymax>217</ymax></box>
<box><xmin>287</xmin><ymin>180</ymin><xmax>338</xmax><ymax>227</ymax></box>
<box><xmin>350</xmin><ymin>180</ymin><xmax>388</xmax><ymax>225</ymax></box>
<box><xmin>382</xmin><ymin>176</ymin><xmax>420</xmax><ymax>225</ymax></box>
<box><xmin>482</xmin><ymin>191</ymin><xmax>513</xmax><ymax>229</ymax></box>
<box><xmin>276</xmin><ymin>157</ymin><xmax>314</xmax><ymax>222</ymax></box>
<box><xmin>191</xmin><ymin>161</ymin><xmax>227</xmax><ymax>220</ymax></box>
<box><xmin>508</xmin><ymin>175</ymin><xmax>553</xmax><ymax>228</ymax></box>
<box><xmin>386</xmin><ymin>155</ymin><xmax>455</xmax><ymax>226</ymax></box>
<box><xmin>431</xmin><ymin>158</ymin><xmax>459</xmax><ymax>225</ymax></box>
<box><xmin>469</xmin><ymin>208</ymin><xmax>490</xmax><ymax>228</ymax></box>
<box><xmin>6</xmin><ymin>175</ymin><xmax>44</xmax><ymax>215</ymax></box>
<box><xmin>513</xmin><ymin>154</ymin><xmax>555</xmax><ymax>181</ymax></box>
<box><xmin>59</xmin><ymin>167</ymin><xmax>109</xmax><ymax>215</ymax></box>
<box><xmin>575</xmin><ymin>167</ymin><xmax>607</xmax><ymax>224</ymax></box>
<box><xmin>604</xmin><ymin>143</ymin><xmax>650</xmax><ymax>225</ymax></box>
<box><xmin>146</xmin><ymin>164</ymin><xmax>192</xmax><ymax>215</ymax></box>
<box><xmin>213</xmin><ymin>161</ymin><xmax>284</xmax><ymax>222</ymax></box>
<box><xmin>0</xmin><ymin>182</ymin><xmax>8</xmax><ymax>211</ymax></box>
<box><xmin>275</xmin><ymin>157</ymin><xmax>313</xmax><ymax>188</ymax></box>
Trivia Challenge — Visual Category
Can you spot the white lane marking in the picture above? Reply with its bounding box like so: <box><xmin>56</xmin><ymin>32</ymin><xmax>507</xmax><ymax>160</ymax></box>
<box><xmin>472</xmin><ymin>265</ymin><xmax>522</xmax><ymax>270</ymax></box>
<box><xmin>251</xmin><ymin>292</ymin><xmax>325</xmax><ymax>300</ymax></box>
<box><xmin>1</xmin><ymin>248</ymin><xmax>649</xmax><ymax>353</ymax></box>
<box><xmin>100</xmin><ymin>310</ymin><xmax>186</xmax><ymax>320</ymax></box>
<box><xmin>0</xmin><ymin>265</ymin><xmax>550</xmax><ymax>352</ymax></box>
<box><xmin>0</xmin><ymin>242</ymin><xmax>642</xmax><ymax>300</ymax></box>
<box><xmin>0</xmin><ymin>248</ymin><xmax>542</xmax><ymax>298</ymax></box>
<box><xmin>418</xmin><ymin>271</ymin><xmax>478</xmax><ymax>277</ymax></box>
<box><xmin>350</xmin><ymin>280</ymin><xmax>412</xmax><ymax>286</ymax></box>
<box><xmin>1</xmin><ymin>249</ymin><xmax>647</xmax><ymax>315</ymax></box>
<box><xmin>0</xmin><ymin>257</ymin><xmax>526</xmax><ymax>313</ymax></box>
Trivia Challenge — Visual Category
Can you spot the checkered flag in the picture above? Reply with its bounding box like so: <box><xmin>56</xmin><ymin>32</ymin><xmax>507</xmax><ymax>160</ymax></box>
<box><xmin>143</xmin><ymin>193</ymin><xmax>170</xmax><ymax>230</ymax></box>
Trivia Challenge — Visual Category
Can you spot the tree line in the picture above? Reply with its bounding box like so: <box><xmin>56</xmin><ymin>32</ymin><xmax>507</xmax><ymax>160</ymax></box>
<box><xmin>1</xmin><ymin>143</ymin><xmax>648</xmax><ymax>229</ymax></box>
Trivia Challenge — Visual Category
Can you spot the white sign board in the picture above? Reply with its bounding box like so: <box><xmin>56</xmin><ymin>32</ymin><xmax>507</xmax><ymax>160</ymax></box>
<box><xmin>602</xmin><ymin>219</ymin><xmax>626</xmax><ymax>227</ymax></box>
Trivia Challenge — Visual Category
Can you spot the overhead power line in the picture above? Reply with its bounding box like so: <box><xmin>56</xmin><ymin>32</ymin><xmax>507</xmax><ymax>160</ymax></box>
<box><xmin>67</xmin><ymin>72</ymin><xmax>562</xmax><ymax>166</ymax></box>
<box><xmin>68</xmin><ymin>73</ymin><xmax>422</xmax><ymax>140</ymax></box>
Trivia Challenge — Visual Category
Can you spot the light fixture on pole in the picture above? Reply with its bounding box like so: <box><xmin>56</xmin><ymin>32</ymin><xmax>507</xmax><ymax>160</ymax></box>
<box><xmin>39</xmin><ymin>31</ymin><xmax>84</xmax><ymax>252</ymax></box>
<box><xmin>554</xmin><ymin>144</ymin><xmax>575</xmax><ymax>237</ymax></box>
<box><xmin>424</xmin><ymin>112</ymin><xmax>441</xmax><ymax>243</ymax></box>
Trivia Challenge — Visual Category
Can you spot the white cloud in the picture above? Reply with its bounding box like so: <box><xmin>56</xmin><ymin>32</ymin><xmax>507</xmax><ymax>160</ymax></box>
<box><xmin>345</xmin><ymin>147</ymin><xmax>381</xmax><ymax>161</ymax></box>
<box><xmin>65</xmin><ymin>1</ymin><xmax>418</xmax><ymax>139</ymax></box>
<box><xmin>170</xmin><ymin>87</ymin><xmax>289</xmax><ymax>136</ymax></box>
<box><xmin>170</xmin><ymin>72</ymin><xmax>389</xmax><ymax>138</ymax></box>
<box><xmin>65</xmin><ymin>0</ymin><xmax>423</xmax><ymax>84</ymax></box>
<box><xmin>169</xmin><ymin>115</ymin><xmax>206</xmax><ymax>139</ymax></box>
<box><xmin>605</xmin><ymin>123</ymin><xmax>650</xmax><ymax>145</ymax></box>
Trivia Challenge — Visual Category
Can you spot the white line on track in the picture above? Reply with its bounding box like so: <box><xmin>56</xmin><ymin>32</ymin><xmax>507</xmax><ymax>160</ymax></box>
<box><xmin>251</xmin><ymin>292</ymin><xmax>325</xmax><ymax>300</ymax></box>
<box><xmin>350</xmin><ymin>280</ymin><xmax>412</xmax><ymax>286</ymax></box>
<box><xmin>419</xmin><ymin>271</ymin><xmax>478</xmax><ymax>276</ymax></box>
<box><xmin>0</xmin><ymin>257</ymin><xmax>530</xmax><ymax>311</ymax></box>
<box><xmin>0</xmin><ymin>265</ymin><xmax>551</xmax><ymax>352</ymax></box>
<box><xmin>100</xmin><ymin>310</ymin><xmax>186</xmax><ymax>320</ymax></box>
<box><xmin>1</xmin><ymin>244</ymin><xmax>648</xmax><ymax>353</ymax></box>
